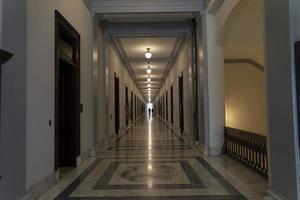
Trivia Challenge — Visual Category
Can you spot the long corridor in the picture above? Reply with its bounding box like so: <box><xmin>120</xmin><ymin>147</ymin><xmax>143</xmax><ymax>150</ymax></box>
<box><xmin>39</xmin><ymin>117</ymin><xmax>268</xmax><ymax>200</ymax></box>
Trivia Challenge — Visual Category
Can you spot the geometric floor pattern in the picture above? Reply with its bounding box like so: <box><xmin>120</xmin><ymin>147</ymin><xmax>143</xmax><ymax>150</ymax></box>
<box><xmin>39</xmin><ymin>117</ymin><xmax>268</xmax><ymax>200</ymax></box>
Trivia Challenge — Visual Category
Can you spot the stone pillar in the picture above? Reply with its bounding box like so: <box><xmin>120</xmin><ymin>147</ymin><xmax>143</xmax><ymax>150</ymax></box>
<box><xmin>89</xmin><ymin>12</ymin><xmax>97</xmax><ymax>157</ymax></box>
<box><xmin>265</xmin><ymin>0</ymin><xmax>300</xmax><ymax>199</ymax></box>
<box><xmin>203</xmin><ymin>15</ymin><xmax>225</xmax><ymax>156</ymax></box>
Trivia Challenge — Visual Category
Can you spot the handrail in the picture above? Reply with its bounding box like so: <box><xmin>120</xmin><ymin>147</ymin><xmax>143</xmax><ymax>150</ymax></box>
<box><xmin>224</xmin><ymin>58</ymin><xmax>264</xmax><ymax>72</ymax></box>
<box><xmin>224</xmin><ymin>127</ymin><xmax>268</xmax><ymax>178</ymax></box>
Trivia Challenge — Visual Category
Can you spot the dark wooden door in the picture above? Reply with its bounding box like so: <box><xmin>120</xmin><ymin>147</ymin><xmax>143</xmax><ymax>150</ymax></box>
<box><xmin>58</xmin><ymin>62</ymin><xmax>78</xmax><ymax>167</ymax></box>
<box><xmin>162</xmin><ymin>95</ymin><xmax>164</xmax><ymax>119</ymax></box>
<box><xmin>179</xmin><ymin>74</ymin><xmax>184</xmax><ymax>133</ymax></box>
<box><xmin>130</xmin><ymin>92</ymin><xmax>133</xmax><ymax>121</ymax></box>
<box><xmin>55</xmin><ymin>11</ymin><xmax>80</xmax><ymax>170</ymax></box>
<box><xmin>125</xmin><ymin>86</ymin><xmax>129</xmax><ymax>127</ymax></box>
<box><xmin>114</xmin><ymin>74</ymin><xmax>120</xmax><ymax>135</ymax></box>
<box><xmin>171</xmin><ymin>85</ymin><xmax>174</xmax><ymax>125</ymax></box>
<box><xmin>166</xmin><ymin>91</ymin><xmax>168</xmax><ymax>121</ymax></box>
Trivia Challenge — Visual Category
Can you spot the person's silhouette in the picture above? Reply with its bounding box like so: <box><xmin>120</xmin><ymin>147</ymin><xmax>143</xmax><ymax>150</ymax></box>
<box><xmin>148</xmin><ymin>108</ymin><xmax>151</xmax><ymax>118</ymax></box>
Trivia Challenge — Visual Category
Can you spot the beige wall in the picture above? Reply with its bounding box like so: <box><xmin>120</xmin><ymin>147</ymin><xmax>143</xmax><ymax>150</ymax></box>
<box><xmin>26</xmin><ymin>0</ymin><xmax>93</xmax><ymax>188</ymax></box>
<box><xmin>156</xmin><ymin>39</ymin><xmax>192</xmax><ymax>135</ymax></box>
<box><xmin>224</xmin><ymin>0</ymin><xmax>265</xmax><ymax>64</ymax></box>
<box><xmin>225</xmin><ymin>64</ymin><xmax>266</xmax><ymax>134</ymax></box>
<box><xmin>106</xmin><ymin>44</ymin><xmax>144</xmax><ymax>139</ymax></box>
<box><xmin>223</xmin><ymin>0</ymin><xmax>267</xmax><ymax>135</ymax></box>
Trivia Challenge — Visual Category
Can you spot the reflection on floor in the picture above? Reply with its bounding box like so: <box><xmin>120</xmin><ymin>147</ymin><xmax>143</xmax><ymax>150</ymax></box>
<box><xmin>39</xmin><ymin>117</ymin><xmax>268</xmax><ymax>200</ymax></box>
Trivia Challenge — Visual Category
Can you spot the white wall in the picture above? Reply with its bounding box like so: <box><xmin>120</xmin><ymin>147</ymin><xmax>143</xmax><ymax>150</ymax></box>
<box><xmin>156</xmin><ymin>40</ymin><xmax>193</xmax><ymax>136</ymax></box>
<box><xmin>26</xmin><ymin>0</ymin><xmax>93</xmax><ymax>189</ymax></box>
<box><xmin>94</xmin><ymin>24</ymin><xmax>108</xmax><ymax>146</ymax></box>
<box><xmin>106</xmin><ymin>43</ymin><xmax>144</xmax><ymax>140</ymax></box>
<box><xmin>0</xmin><ymin>0</ymin><xmax>27</xmax><ymax>199</ymax></box>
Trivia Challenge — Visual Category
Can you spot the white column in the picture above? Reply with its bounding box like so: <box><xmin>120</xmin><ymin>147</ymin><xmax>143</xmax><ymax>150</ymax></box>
<box><xmin>204</xmin><ymin>15</ymin><xmax>225</xmax><ymax>156</ymax></box>
<box><xmin>265</xmin><ymin>0</ymin><xmax>300</xmax><ymax>199</ymax></box>
<box><xmin>89</xmin><ymin>12</ymin><xmax>96</xmax><ymax>157</ymax></box>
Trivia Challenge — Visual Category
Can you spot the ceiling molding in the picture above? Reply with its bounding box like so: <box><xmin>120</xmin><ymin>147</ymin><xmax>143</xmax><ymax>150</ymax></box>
<box><xmin>204</xmin><ymin>0</ymin><xmax>225</xmax><ymax>14</ymax></box>
<box><xmin>106</xmin><ymin>37</ymin><xmax>147</xmax><ymax>101</ymax></box>
<box><xmin>90</xmin><ymin>0</ymin><xmax>204</xmax><ymax>14</ymax></box>
<box><xmin>82</xmin><ymin>0</ymin><xmax>91</xmax><ymax>10</ymax></box>
<box><xmin>125</xmin><ymin>57</ymin><xmax>171</xmax><ymax>63</ymax></box>
<box><xmin>103</xmin><ymin>21</ymin><xmax>193</xmax><ymax>37</ymax></box>
<box><xmin>154</xmin><ymin>35</ymin><xmax>188</xmax><ymax>100</ymax></box>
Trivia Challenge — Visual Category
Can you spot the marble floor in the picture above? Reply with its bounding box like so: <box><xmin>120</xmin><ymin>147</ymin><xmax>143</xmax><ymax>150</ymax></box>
<box><xmin>39</xmin><ymin>117</ymin><xmax>268</xmax><ymax>200</ymax></box>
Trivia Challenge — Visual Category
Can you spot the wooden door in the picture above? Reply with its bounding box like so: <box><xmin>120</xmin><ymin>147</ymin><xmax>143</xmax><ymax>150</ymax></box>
<box><xmin>55</xmin><ymin>11</ymin><xmax>80</xmax><ymax>169</ymax></box>
<box><xmin>114</xmin><ymin>73</ymin><xmax>120</xmax><ymax>135</ymax></box>
<box><xmin>179</xmin><ymin>73</ymin><xmax>184</xmax><ymax>133</ymax></box>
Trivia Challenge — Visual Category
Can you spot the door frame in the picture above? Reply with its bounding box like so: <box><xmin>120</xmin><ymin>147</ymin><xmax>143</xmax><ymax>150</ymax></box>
<box><xmin>54</xmin><ymin>10</ymin><xmax>81</xmax><ymax>170</ymax></box>
<box><xmin>171</xmin><ymin>84</ymin><xmax>174</xmax><ymax>125</ymax></box>
<box><xmin>114</xmin><ymin>73</ymin><xmax>120</xmax><ymax>135</ymax></box>
<box><xmin>178</xmin><ymin>72</ymin><xmax>184</xmax><ymax>133</ymax></box>
<box><xmin>166</xmin><ymin>91</ymin><xmax>168</xmax><ymax>121</ymax></box>
<box><xmin>125</xmin><ymin>85</ymin><xmax>129</xmax><ymax>127</ymax></box>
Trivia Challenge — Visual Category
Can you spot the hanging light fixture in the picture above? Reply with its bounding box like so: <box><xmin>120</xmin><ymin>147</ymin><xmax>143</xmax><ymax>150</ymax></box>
<box><xmin>145</xmin><ymin>48</ymin><xmax>152</xmax><ymax>59</ymax></box>
<box><xmin>146</xmin><ymin>62</ymin><xmax>152</xmax><ymax>74</ymax></box>
<box><xmin>147</xmin><ymin>76</ymin><xmax>151</xmax><ymax>82</ymax></box>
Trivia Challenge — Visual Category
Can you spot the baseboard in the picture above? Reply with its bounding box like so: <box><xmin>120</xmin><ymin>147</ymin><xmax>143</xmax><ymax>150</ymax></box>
<box><xmin>197</xmin><ymin>143</ymin><xmax>208</xmax><ymax>155</ymax></box>
<box><xmin>208</xmin><ymin>147</ymin><xmax>222</xmax><ymax>156</ymax></box>
<box><xmin>264</xmin><ymin>190</ymin><xmax>284</xmax><ymax>200</ymax></box>
<box><xmin>76</xmin><ymin>148</ymin><xmax>91</xmax><ymax>166</ymax></box>
<box><xmin>20</xmin><ymin>172</ymin><xmax>56</xmax><ymax>200</ymax></box>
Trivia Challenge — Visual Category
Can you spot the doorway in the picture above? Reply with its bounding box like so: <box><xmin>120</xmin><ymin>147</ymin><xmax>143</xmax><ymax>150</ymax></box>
<box><xmin>179</xmin><ymin>73</ymin><xmax>184</xmax><ymax>133</ymax></box>
<box><xmin>55</xmin><ymin>11</ymin><xmax>80</xmax><ymax>170</ymax></box>
<box><xmin>171</xmin><ymin>85</ymin><xmax>174</xmax><ymax>125</ymax></box>
<box><xmin>125</xmin><ymin>86</ymin><xmax>129</xmax><ymax>127</ymax></box>
<box><xmin>166</xmin><ymin>91</ymin><xmax>168</xmax><ymax>121</ymax></box>
<box><xmin>130</xmin><ymin>91</ymin><xmax>133</xmax><ymax>122</ymax></box>
<box><xmin>114</xmin><ymin>73</ymin><xmax>120</xmax><ymax>135</ymax></box>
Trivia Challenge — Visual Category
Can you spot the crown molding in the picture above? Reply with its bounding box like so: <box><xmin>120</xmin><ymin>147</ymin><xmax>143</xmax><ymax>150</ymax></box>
<box><xmin>89</xmin><ymin>0</ymin><xmax>204</xmax><ymax>14</ymax></box>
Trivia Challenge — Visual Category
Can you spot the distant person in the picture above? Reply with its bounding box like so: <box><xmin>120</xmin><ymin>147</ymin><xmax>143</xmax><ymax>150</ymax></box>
<box><xmin>148</xmin><ymin>108</ymin><xmax>151</xmax><ymax>118</ymax></box>
<box><xmin>152</xmin><ymin>108</ymin><xmax>154</xmax><ymax>117</ymax></box>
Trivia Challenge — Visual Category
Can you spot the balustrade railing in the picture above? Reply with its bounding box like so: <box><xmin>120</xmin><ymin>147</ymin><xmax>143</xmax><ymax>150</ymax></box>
<box><xmin>224</xmin><ymin>127</ymin><xmax>268</xmax><ymax>178</ymax></box>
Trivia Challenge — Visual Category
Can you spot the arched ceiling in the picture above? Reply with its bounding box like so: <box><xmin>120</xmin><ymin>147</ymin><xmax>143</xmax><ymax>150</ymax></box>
<box><xmin>102</xmin><ymin>20</ymin><xmax>194</xmax><ymax>101</ymax></box>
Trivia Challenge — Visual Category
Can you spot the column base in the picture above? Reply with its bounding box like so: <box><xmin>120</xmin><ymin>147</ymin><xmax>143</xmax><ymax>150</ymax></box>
<box><xmin>264</xmin><ymin>190</ymin><xmax>283</xmax><ymax>200</ymax></box>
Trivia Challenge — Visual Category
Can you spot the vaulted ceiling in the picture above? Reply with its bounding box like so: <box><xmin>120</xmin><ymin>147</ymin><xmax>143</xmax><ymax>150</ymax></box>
<box><xmin>99</xmin><ymin>13</ymin><xmax>196</xmax><ymax>102</ymax></box>
<box><xmin>110</xmin><ymin>35</ymin><xmax>186</xmax><ymax>101</ymax></box>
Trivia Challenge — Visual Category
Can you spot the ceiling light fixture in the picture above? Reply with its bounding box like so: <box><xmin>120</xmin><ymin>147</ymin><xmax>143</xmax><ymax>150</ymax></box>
<box><xmin>145</xmin><ymin>48</ymin><xmax>152</xmax><ymax>59</ymax></box>
<box><xmin>147</xmin><ymin>76</ymin><xmax>151</xmax><ymax>82</ymax></box>
<box><xmin>146</xmin><ymin>65</ymin><xmax>152</xmax><ymax>74</ymax></box>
